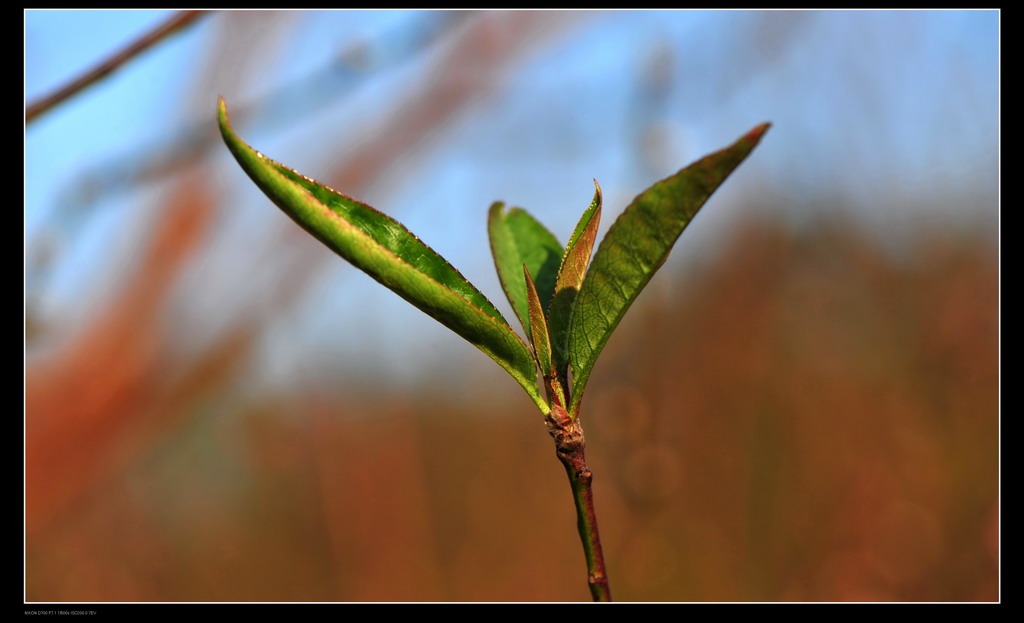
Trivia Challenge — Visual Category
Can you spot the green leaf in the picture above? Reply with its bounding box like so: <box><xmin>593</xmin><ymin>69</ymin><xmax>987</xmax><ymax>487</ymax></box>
<box><xmin>487</xmin><ymin>203</ymin><xmax>563</xmax><ymax>338</ymax></box>
<box><xmin>524</xmin><ymin>264</ymin><xmax>565</xmax><ymax>407</ymax></box>
<box><xmin>568</xmin><ymin>123</ymin><xmax>771</xmax><ymax>416</ymax></box>
<box><xmin>548</xmin><ymin>181</ymin><xmax>602</xmax><ymax>390</ymax></box>
<box><xmin>217</xmin><ymin>97</ymin><xmax>547</xmax><ymax>413</ymax></box>
<box><xmin>523</xmin><ymin>265</ymin><xmax>553</xmax><ymax>373</ymax></box>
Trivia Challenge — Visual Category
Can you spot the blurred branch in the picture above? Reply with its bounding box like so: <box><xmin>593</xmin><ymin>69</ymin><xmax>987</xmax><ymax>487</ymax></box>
<box><xmin>25</xmin><ymin>12</ymin><xmax>269</xmax><ymax>536</ymax></box>
<box><xmin>26</xmin><ymin>10</ymin><xmax>211</xmax><ymax>124</ymax></box>
<box><xmin>26</xmin><ymin>179</ymin><xmax>216</xmax><ymax>535</ymax></box>
<box><xmin>324</xmin><ymin>11</ymin><xmax>576</xmax><ymax>194</ymax></box>
<box><xmin>50</xmin><ymin>12</ymin><xmax>466</xmax><ymax>217</ymax></box>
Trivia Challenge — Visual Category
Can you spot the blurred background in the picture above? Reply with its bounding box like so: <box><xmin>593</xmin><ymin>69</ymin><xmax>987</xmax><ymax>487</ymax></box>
<box><xmin>25</xmin><ymin>10</ymin><xmax>998</xmax><ymax>602</ymax></box>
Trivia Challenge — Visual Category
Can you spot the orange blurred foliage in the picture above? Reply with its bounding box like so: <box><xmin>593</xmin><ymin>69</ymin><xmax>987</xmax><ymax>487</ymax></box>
<box><xmin>26</xmin><ymin>217</ymin><xmax>998</xmax><ymax>602</ymax></box>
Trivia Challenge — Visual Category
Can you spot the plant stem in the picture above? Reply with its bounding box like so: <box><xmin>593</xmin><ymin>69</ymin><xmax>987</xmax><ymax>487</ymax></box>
<box><xmin>546</xmin><ymin>406</ymin><xmax>612</xmax><ymax>602</ymax></box>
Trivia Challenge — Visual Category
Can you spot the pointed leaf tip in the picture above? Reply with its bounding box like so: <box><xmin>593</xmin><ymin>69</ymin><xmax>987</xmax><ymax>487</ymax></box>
<box><xmin>745</xmin><ymin>122</ymin><xmax>771</xmax><ymax>144</ymax></box>
<box><xmin>216</xmin><ymin>96</ymin><xmax>229</xmax><ymax>130</ymax></box>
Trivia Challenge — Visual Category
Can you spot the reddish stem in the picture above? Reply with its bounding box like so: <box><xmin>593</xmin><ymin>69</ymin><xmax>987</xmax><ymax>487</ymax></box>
<box><xmin>546</xmin><ymin>406</ymin><xmax>612</xmax><ymax>602</ymax></box>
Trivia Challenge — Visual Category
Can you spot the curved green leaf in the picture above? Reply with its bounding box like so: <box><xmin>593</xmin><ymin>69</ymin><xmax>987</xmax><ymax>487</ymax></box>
<box><xmin>568</xmin><ymin>123</ymin><xmax>771</xmax><ymax>416</ymax></box>
<box><xmin>217</xmin><ymin>97</ymin><xmax>547</xmax><ymax>413</ymax></box>
<box><xmin>548</xmin><ymin>181</ymin><xmax>602</xmax><ymax>390</ymax></box>
<box><xmin>487</xmin><ymin>203</ymin><xmax>563</xmax><ymax>337</ymax></box>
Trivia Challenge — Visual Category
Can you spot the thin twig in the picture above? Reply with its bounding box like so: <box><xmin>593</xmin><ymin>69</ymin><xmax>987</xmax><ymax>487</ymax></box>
<box><xmin>49</xmin><ymin>11</ymin><xmax>467</xmax><ymax>214</ymax></box>
<box><xmin>26</xmin><ymin>10</ymin><xmax>211</xmax><ymax>124</ymax></box>
<box><xmin>546</xmin><ymin>405</ymin><xmax>613</xmax><ymax>601</ymax></box>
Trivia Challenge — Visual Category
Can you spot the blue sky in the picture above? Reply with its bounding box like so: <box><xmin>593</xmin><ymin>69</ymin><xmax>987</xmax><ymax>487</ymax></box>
<box><xmin>25</xmin><ymin>10</ymin><xmax>999</xmax><ymax>389</ymax></box>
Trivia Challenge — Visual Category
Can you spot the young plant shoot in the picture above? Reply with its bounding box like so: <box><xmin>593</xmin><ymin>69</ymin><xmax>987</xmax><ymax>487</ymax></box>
<box><xmin>217</xmin><ymin>97</ymin><xmax>769</xmax><ymax>601</ymax></box>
